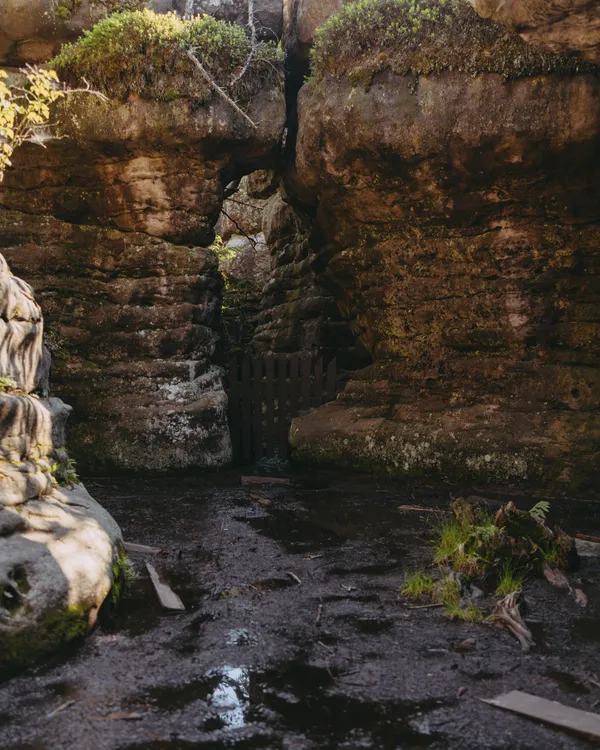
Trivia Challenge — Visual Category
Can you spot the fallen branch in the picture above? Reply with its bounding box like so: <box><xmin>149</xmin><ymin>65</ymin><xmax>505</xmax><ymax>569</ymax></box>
<box><xmin>489</xmin><ymin>591</ymin><xmax>534</xmax><ymax>652</ymax></box>
<box><xmin>186</xmin><ymin>50</ymin><xmax>257</xmax><ymax>128</ymax></box>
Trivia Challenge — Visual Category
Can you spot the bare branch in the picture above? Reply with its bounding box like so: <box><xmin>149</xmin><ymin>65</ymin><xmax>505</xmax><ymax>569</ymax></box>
<box><xmin>231</xmin><ymin>0</ymin><xmax>257</xmax><ymax>86</ymax></box>
<box><xmin>220</xmin><ymin>208</ymin><xmax>259</xmax><ymax>249</ymax></box>
<box><xmin>186</xmin><ymin>49</ymin><xmax>257</xmax><ymax>128</ymax></box>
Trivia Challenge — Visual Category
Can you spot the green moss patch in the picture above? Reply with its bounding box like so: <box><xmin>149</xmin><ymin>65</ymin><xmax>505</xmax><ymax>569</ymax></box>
<box><xmin>311</xmin><ymin>0</ymin><xmax>597</xmax><ymax>83</ymax></box>
<box><xmin>51</xmin><ymin>9</ymin><xmax>283</xmax><ymax>102</ymax></box>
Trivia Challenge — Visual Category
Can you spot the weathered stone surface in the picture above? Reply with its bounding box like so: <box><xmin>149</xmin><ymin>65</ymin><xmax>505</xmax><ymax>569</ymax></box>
<box><xmin>470</xmin><ymin>0</ymin><xmax>600</xmax><ymax>64</ymax></box>
<box><xmin>252</xmin><ymin>190</ymin><xmax>369</xmax><ymax>364</ymax></box>
<box><xmin>283</xmin><ymin>0</ymin><xmax>344</xmax><ymax>78</ymax></box>
<box><xmin>0</xmin><ymin>34</ymin><xmax>284</xmax><ymax>470</ymax></box>
<box><xmin>0</xmin><ymin>209</ymin><xmax>232</xmax><ymax>473</ymax></box>
<box><xmin>0</xmin><ymin>483</ymin><xmax>122</xmax><ymax>670</ymax></box>
<box><xmin>0</xmin><ymin>0</ymin><xmax>146</xmax><ymax>65</ymax></box>
<box><xmin>0</xmin><ymin>253</ymin><xmax>123</xmax><ymax>671</ymax></box>
<box><xmin>0</xmin><ymin>0</ymin><xmax>282</xmax><ymax>65</ymax></box>
<box><xmin>290</xmin><ymin>52</ymin><xmax>600</xmax><ymax>486</ymax></box>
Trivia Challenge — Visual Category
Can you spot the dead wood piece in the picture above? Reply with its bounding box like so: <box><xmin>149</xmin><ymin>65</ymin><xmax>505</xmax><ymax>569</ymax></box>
<box><xmin>248</xmin><ymin>491</ymin><xmax>272</xmax><ymax>507</ymax></box>
<box><xmin>572</xmin><ymin>588</ymin><xmax>589</xmax><ymax>607</ymax></box>
<box><xmin>397</xmin><ymin>505</ymin><xmax>437</xmax><ymax>513</ymax></box>
<box><xmin>315</xmin><ymin>603</ymin><xmax>323</xmax><ymax>625</ymax></box>
<box><xmin>241</xmin><ymin>476</ymin><xmax>291</xmax><ymax>486</ymax></box>
<box><xmin>123</xmin><ymin>542</ymin><xmax>162</xmax><ymax>554</ymax></box>
<box><xmin>576</xmin><ymin>538</ymin><xmax>600</xmax><ymax>557</ymax></box>
<box><xmin>490</xmin><ymin>591</ymin><xmax>534</xmax><ymax>652</ymax></box>
<box><xmin>47</xmin><ymin>700</ymin><xmax>75</xmax><ymax>718</ymax></box>
<box><xmin>287</xmin><ymin>571</ymin><xmax>302</xmax><ymax>585</ymax></box>
<box><xmin>482</xmin><ymin>690</ymin><xmax>600</xmax><ymax>740</ymax></box>
<box><xmin>146</xmin><ymin>563</ymin><xmax>185</xmax><ymax>611</ymax></box>
<box><xmin>576</xmin><ymin>533</ymin><xmax>600</xmax><ymax>544</ymax></box>
<box><xmin>543</xmin><ymin>564</ymin><xmax>571</xmax><ymax>589</ymax></box>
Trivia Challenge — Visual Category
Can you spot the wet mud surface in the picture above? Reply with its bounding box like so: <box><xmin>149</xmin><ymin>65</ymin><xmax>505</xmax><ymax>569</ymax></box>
<box><xmin>2</xmin><ymin>472</ymin><xmax>600</xmax><ymax>749</ymax></box>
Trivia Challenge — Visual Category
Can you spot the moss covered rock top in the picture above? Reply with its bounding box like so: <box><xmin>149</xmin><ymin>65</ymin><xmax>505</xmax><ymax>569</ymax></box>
<box><xmin>311</xmin><ymin>0</ymin><xmax>597</xmax><ymax>82</ymax></box>
<box><xmin>52</xmin><ymin>9</ymin><xmax>283</xmax><ymax>102</ymax></box>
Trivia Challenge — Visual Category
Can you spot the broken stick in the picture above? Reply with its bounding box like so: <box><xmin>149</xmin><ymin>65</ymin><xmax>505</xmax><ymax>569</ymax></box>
<box><xmin>482</xmin><ymin>690</ymin><xmax>600</xmax><ymax>740</ymax></box>
<box><xmin>146</xmin><ymin>563</ymin><xmax>185</xmax><ymax>611</ymax></box>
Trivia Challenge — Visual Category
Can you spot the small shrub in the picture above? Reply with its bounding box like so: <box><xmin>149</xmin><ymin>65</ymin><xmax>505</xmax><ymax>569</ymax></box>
<box><xmin>400</xmin><ymin>570</ymin><xmax>434</xmax><ymax>600</ymax></box>
<box><xmin>51</xmin><ymin>10</ymin><xmax>283</xmax><ymax>103</ymax></box>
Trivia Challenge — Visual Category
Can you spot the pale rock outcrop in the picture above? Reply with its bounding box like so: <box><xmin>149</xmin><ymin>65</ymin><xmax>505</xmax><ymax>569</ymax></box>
<box><xmin>0</xmin><ymin>254</ymin><xmax>122</xmax><ymax>671</ymax></box>
<box><xmin>470</xmin><ymin>0</ymin><xmax>600</xmax><ymax>64</ymax></box>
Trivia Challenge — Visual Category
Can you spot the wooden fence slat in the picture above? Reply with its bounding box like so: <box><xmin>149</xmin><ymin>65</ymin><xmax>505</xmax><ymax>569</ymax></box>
<box><xmin>241</xmin><ymin>356</ymin><xmax>252</xmax><ymax>462</ymax></box>
<box><xmin>277</xmin><ymin>355</ymin><xmax>288</xmax><ymax>458</ymax></box>
<box><xmin>301</xmin><ymin>357</ymin><xmax>311</xmax><ymax>412</ymax></box>
<box><xmin>290</xmin><ymin>355</ymin><xmax>300</xmax><ymax>418</ymax></box>
<box><xmin>228</xmin><ymin>357</ymin><xmax>240</xmax><ymax>459</ymax></box>
<box><xmin>265</xmin><ymin>356</ymin><xmax>275</xmax><ymax>458</ymax></box>
<box><xmin>313</xmin><ymin>357</ymin><xmax>323</xmax><ymax>408</ymax></box>
<box><xmin>326</xmin><ymin>358</ymin><xmax>337</xmax><ymax>402</ymax></box>
<box><xmin>252</xmin><ymin>356</ymin><xmax>263</xmax><ymax>462</ymax></box>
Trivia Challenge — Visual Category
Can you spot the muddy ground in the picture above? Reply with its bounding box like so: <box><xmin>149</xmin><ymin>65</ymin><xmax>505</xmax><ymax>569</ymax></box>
<box><xmin>1</xmin><ymin>471</ymin><xmax>600</xmax><ymax>749</ymax></box>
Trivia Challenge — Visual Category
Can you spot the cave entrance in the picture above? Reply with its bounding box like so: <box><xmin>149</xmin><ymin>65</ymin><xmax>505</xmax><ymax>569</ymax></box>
<box><xmin>226</xmin><ymin>354</ymin><xmax>340</xmax><ymax>464</ymax></box>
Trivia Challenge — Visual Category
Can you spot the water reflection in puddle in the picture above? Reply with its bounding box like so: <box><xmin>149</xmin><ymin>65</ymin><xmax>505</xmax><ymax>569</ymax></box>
<box><xmin>206</xmin><ymin>665</ymin><xmax>250</xmax><ymax>729</ymax></box>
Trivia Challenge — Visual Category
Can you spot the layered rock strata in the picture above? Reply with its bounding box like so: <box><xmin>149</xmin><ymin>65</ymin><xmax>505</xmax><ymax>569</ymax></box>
<box><xmin>0</xmin><ymin>254</ymin><xmax>122</xmax><ymax>671</ymax></box>
<box><xmin>290</xmin><ymin>0</ymin><xmax>600</xmax><ymax>487</ymax></box>
<box><xmin>0</xmin><ymin>13</ymin><xmax>285</xmax><ymax>471</ymax></box>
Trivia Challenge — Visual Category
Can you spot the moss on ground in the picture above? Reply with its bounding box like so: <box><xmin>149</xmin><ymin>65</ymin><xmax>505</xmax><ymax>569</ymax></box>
<box><xmin>311</xmin><ymin>0</ymin><xmax>598</xmax><ymax>83</ymax></box>
<box><xmin>51</xmin><ymin>9</ymin><xmax>283</xmax><ymax>102</ymax></box>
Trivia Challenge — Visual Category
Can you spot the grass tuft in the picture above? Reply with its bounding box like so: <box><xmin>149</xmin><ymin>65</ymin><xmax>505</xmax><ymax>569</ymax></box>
<box><xmin>400</xmin><ymin>570</ymin><xmax>434</xmax><ymax>600</ymax></box>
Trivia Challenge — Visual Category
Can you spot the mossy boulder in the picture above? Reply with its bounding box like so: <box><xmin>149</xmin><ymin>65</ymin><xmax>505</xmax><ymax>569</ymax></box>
<box><xmin>311</xmin><ymin>0</ymin><xmax>594</xmax><ymax>82</ymax></box>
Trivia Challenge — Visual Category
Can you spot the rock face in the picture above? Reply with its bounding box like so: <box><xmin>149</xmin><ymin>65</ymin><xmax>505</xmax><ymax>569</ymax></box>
<box><xmin>0</xmin><ymin>13</ymin><xmax>285</xmax><ymax>472</ymax></box>
<box><xmin>0</xmin><ymin>0</ymin><xmax>282</xmax><ymax>65</ymax></box>
<box><xmin>253</xmin><ymin>191</ymin><xmax>365</xmax><ymax>365</ymax></box>
<box><xmin>470</xmin><ymin>0</ymin><xmax>600</xmax><ymax>64</ymax></box>
<box><xmin>0</xmin><ymin>254</ymin><xmax>122</xmax><ymax>672</ymax></box>
<box><xmin>0</xmin><ymin>0</ymin><xmax>146</xmax><ymax>65</ymax></box>
<box><xmin>289</xmin><ymin>1</ymin><xmax>600</xmax><ymax>488</ymax></box>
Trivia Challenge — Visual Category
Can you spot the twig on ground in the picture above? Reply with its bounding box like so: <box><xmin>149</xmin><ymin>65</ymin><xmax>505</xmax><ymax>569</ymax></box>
<box><xmin>287</xmin><ymin>571</ymin><xmax>302</xmax><ymax>585</ymax></box>
<box><xmin>47</xmin><ymin>700</ymin><xmax>76</xmax><ymax>719</ymax></box>
<box><xmin>315</xmin><ymin>603</ymin><xmax>323</xmax><ymax>624</ymax></box>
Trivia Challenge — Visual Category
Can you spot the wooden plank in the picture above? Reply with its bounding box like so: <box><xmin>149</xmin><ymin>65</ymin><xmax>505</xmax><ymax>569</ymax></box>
<box><xmin>265</xmin><ymin>355</ymin><xmax>275</xmax><ymax>458</ymax></box>
<box><xmin>241</xmin><ymin>476</ymin><xmax>291</xmax><ymax>486</ymax></box>
<box><xmin>146</xmin><ymin>563</ymin><xmax>185</xmax><ymax>611</ymax></box>
<box><xmin>482</xmin><ymin>691</ymin><xmax>600</xmax><ymax>740</ymax></box>
<box><xmin>301</xmin><ymin>357</ymin><xmax>311</xmax><ymax>411</ymax></box>
<box><xmin>228</xmin><ymin>357</ymin><xmax>240</xmax><ymax>461</ymax></box>
<box><xmin>123</xmin><ymin>542</ymin><xmax>162</xmax><ymax>554</ymax></box>
<box><xmin>241</xmin><ymin>355</ymin><xmax>252</xmax><ymax>462</ymax></box>
<box><xmin>277</xmin><ymin>354</ymin><xmax>288</xmax><ymax>458</ymax></box>
<box><xmin>252</xmin><ymin>356</ymin><xmax>263</xmax><ymax>462</ymax></box>
<box><xmin>326</xmin><ymin>357</ymin><xmax>336</xmax><ymax>402</ymax></box>
<box><xmin>290</xmin><ymin>355</ymin><xmax>300</xmax><ymax>418</ymax></box>
<box><xmin>313</xmin><ymin>357</ymin><xmax>323</xmax><ymax>408</ymax></box>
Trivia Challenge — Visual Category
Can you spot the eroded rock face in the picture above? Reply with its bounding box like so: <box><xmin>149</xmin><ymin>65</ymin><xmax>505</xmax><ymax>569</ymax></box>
<box><xmin>0</xmin><ymin>254</ymin><xmax>122</xmax><ymax>671</ymax></box>
<box><xmin>253</xmin><ymin>191</ymin><xmax>364</xmax><ymax>364</ymax></box>
<box><xmin>470</xmin><ymin>0</ymin><xmax>600</xmax><ymax>64</ymax></box>
<box><xmin>0</xmin><ymin>51</ymin><xmax>284</xmax><ymax>471</ymax></box>
<box><xmin>0</xmin><ymin>0</ymin><xmax>146</xmax><ymax>65</ymax></box>
<box><xmin>290</xmin><ymin>18</ymin><xmax>600</xmax><ymax>487</ymax></box>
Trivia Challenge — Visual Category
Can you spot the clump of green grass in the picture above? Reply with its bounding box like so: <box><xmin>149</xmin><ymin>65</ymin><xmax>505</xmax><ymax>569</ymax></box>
<box><xmin>310</xmin><ymin>0</ymin><xmax>593</xmax><ymax>84</ymax></box>
<box><xmin>52</xmin><ymin>9</ymin><xmax>283</xmax><ymax>103</ymax></box>
<box><xmin>495</xmin><ymin>562</ymin><xmax>527</xmax><ymax>597</ymax></box>
<box><xmin>400</xmin><ymin>570</ymin><xmax>434</xmax><ymax>600</ymax></box>
<box><xmin>445</xmin><ymin>601</ymin><xmax>485</xmax><ymax>623</ymax></box>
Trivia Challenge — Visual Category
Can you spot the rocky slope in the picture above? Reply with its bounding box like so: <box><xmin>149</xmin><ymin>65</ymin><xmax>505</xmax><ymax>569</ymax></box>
<box><xmin>0</xmin><ymin>11</ymin><xmax>285</xmax><ymax>472</ymax></box>
<box><xmin>0</xmin><ymin>254</ymin><xmax>122</xmax><ymax>672</ymax></box>
<box><xmin>289</xmin><ymin>0</ymin><xmax>600</xmax><ymax>488</ymax></box>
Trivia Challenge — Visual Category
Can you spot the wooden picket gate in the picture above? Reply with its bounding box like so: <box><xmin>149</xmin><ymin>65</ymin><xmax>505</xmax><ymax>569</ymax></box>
<box><xmin>226</xmin><ymin>355</ymin><xmax>339</xmax><ymax>463</ymax></box>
